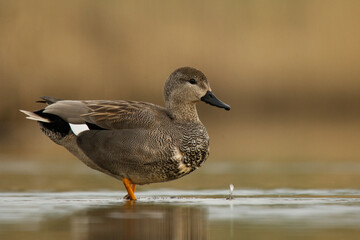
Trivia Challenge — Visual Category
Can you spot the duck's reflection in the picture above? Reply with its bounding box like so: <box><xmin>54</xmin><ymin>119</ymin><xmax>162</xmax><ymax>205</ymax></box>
<box><xmin>68</xmin><ymin>202</ymin><xmax>208</xmax><ymax>240</ymax></box>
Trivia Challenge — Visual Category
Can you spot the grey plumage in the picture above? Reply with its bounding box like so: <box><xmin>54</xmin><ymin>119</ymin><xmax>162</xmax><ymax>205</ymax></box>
<box><xmin>20</xmin><ymin>67</ymin><xmax>230</xmax><ymax>199</ymax></box>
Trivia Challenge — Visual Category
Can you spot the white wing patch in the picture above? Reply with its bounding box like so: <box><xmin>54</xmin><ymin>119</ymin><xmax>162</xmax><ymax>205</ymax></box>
<box><xmin>69</xmin><ymin>123</ymin><xmax>89</xmax><ymax>136</ymax></box>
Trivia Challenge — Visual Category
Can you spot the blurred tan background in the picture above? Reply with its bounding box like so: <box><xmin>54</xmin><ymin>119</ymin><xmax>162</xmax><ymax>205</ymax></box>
<box><xmin>1</xmin><ymin>0</ymin><xmax>360</xmax><ymax>190</ymax></box>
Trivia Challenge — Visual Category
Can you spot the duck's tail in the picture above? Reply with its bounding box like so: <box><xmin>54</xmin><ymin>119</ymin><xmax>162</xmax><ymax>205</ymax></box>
<box><xmin>20</xmin><ymin>96</ymin><xmax>61</xmax><ymax>123</ymax></box>
<box><xmin>19</xmin><ymin>109</ymin><xmax>50</xmax><ymax>123</ymax></box>
<box><xmin>20</xmin><ymin>96</ymin><xmax>72</xmax><ymax>144</ymax></box>
<box><xmin>36</xmin><ymin>96</ymin><xmax>60</xmax><ymax>105</ymax></box>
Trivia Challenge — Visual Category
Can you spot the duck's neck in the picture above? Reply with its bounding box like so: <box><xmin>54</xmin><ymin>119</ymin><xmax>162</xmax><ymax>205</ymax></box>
<box><xmin>166</xmin><ymin>101</ymin><xmax>200</xmax><ymax>122</ymax></box>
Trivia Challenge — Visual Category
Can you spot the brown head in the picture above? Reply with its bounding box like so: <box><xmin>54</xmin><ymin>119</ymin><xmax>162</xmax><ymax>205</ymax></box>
<box><xmin>164</xmin><ymin>67</ymin><xmax>230</xmax><ymax>121</ymax></box>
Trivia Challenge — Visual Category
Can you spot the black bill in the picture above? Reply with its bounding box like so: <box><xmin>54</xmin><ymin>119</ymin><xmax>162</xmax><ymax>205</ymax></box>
<box><xmin>201</xmin><ymin>91</ymin><xmax>231</xmax><ymax>111</ymax></box>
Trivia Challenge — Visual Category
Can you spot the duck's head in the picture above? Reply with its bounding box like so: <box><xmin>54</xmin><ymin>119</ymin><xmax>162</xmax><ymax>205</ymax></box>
<box><xmin>164</xmin><ymin>67</ymin><xmax>231</xmax><ymax>111</ymax></box>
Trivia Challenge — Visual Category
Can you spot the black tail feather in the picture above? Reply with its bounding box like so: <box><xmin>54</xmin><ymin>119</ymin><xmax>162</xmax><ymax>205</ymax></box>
<box><xmin>35</xmin><ymin>110</ymin><xmax>71</xmax><ymax>137</ymax></box>
<box><xmin>36</xmin><ymin>96</ymin><xmax>61</xmax><ymax>105</ymax></box>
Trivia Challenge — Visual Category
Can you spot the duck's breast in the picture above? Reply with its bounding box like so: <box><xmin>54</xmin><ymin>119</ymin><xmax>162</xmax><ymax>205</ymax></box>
<box><xmin>175</xmin><ymin>123</ymin><xmax>210</xmax><ymax>176</ymax></box>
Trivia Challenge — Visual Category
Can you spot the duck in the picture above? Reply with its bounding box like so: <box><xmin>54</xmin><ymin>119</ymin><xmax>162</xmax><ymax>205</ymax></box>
<box><xmin>20</xmin><ymin>67</ymin><xmax>230</xmax><ymax>200</ymax></box>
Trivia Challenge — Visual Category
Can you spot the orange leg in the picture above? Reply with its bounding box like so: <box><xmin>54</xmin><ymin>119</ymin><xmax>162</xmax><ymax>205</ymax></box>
<box><xmin>122</xmin><ymin>177</ymin><xmax>137</xmax><ymax>200</ymax></box>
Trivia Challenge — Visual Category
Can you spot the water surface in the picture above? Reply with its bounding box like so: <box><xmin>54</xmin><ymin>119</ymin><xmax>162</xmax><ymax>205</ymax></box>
<box><xmin>1</xmin><ymin>189</ymin><xmax>360</xmax><ymax>240</ymax></box>
<box><xmin>1</xmin><ymin>159</ymin><xmax>360</xmax><ymax>239</ymax></box>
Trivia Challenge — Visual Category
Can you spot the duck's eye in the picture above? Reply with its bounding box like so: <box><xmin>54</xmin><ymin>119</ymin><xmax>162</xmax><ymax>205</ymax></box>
<box><xmin>189</xmin><ymin>79</ymin><xmax>197</xmax><ymax>85</ymax></box>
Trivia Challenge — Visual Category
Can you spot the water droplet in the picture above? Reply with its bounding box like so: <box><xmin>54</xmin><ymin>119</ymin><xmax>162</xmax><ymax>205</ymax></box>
<box><xmin>226</xmin><ymin>184</ymin><xmax>234</xmax><ymax>200</ymax></box>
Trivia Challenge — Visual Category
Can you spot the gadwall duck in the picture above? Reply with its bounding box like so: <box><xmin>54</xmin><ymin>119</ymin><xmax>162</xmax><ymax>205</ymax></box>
<box><xmin>20</xmin><ymin>67</ymin><xmax>230</xmax><ymax>200</ymax></box>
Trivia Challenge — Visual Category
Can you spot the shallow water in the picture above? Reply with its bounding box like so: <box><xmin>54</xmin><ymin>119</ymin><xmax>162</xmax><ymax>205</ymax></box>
<box><xmin>1</xmin><ymin>159</ymin><xmax>360</xmax><ymax>239</ymax></box>
<box><xmin>1</xmin><ymin>189</ymin><xmax>360</xmax><ymax>240</ymax></box>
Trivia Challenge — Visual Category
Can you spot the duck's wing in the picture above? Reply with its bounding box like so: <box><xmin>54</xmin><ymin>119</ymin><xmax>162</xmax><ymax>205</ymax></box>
<box><xmin>83</xmin><ymin>100</ymin><xmax>165</xmax><ymax>129</ymax></box>
<box><xmin>43</xmin><ymin>100</ymin><xmax>166</xmax><ymax>130</ymax></box>
<box><xmin>76</xmin><ymin>128</ymin><xmax>169</xmax><ymax>180</ymax></box>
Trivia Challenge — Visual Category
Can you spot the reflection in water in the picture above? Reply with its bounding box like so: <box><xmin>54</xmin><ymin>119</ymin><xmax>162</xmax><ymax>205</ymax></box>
<box><xmin>50</xmin><ymin>203</ymin><xmax>207</xmax><ymax>240</ymax></box>
<box><xmin>1</xmin><ymin>190</ymin><xmax>360</xmax><ymax>240</ymax></box>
